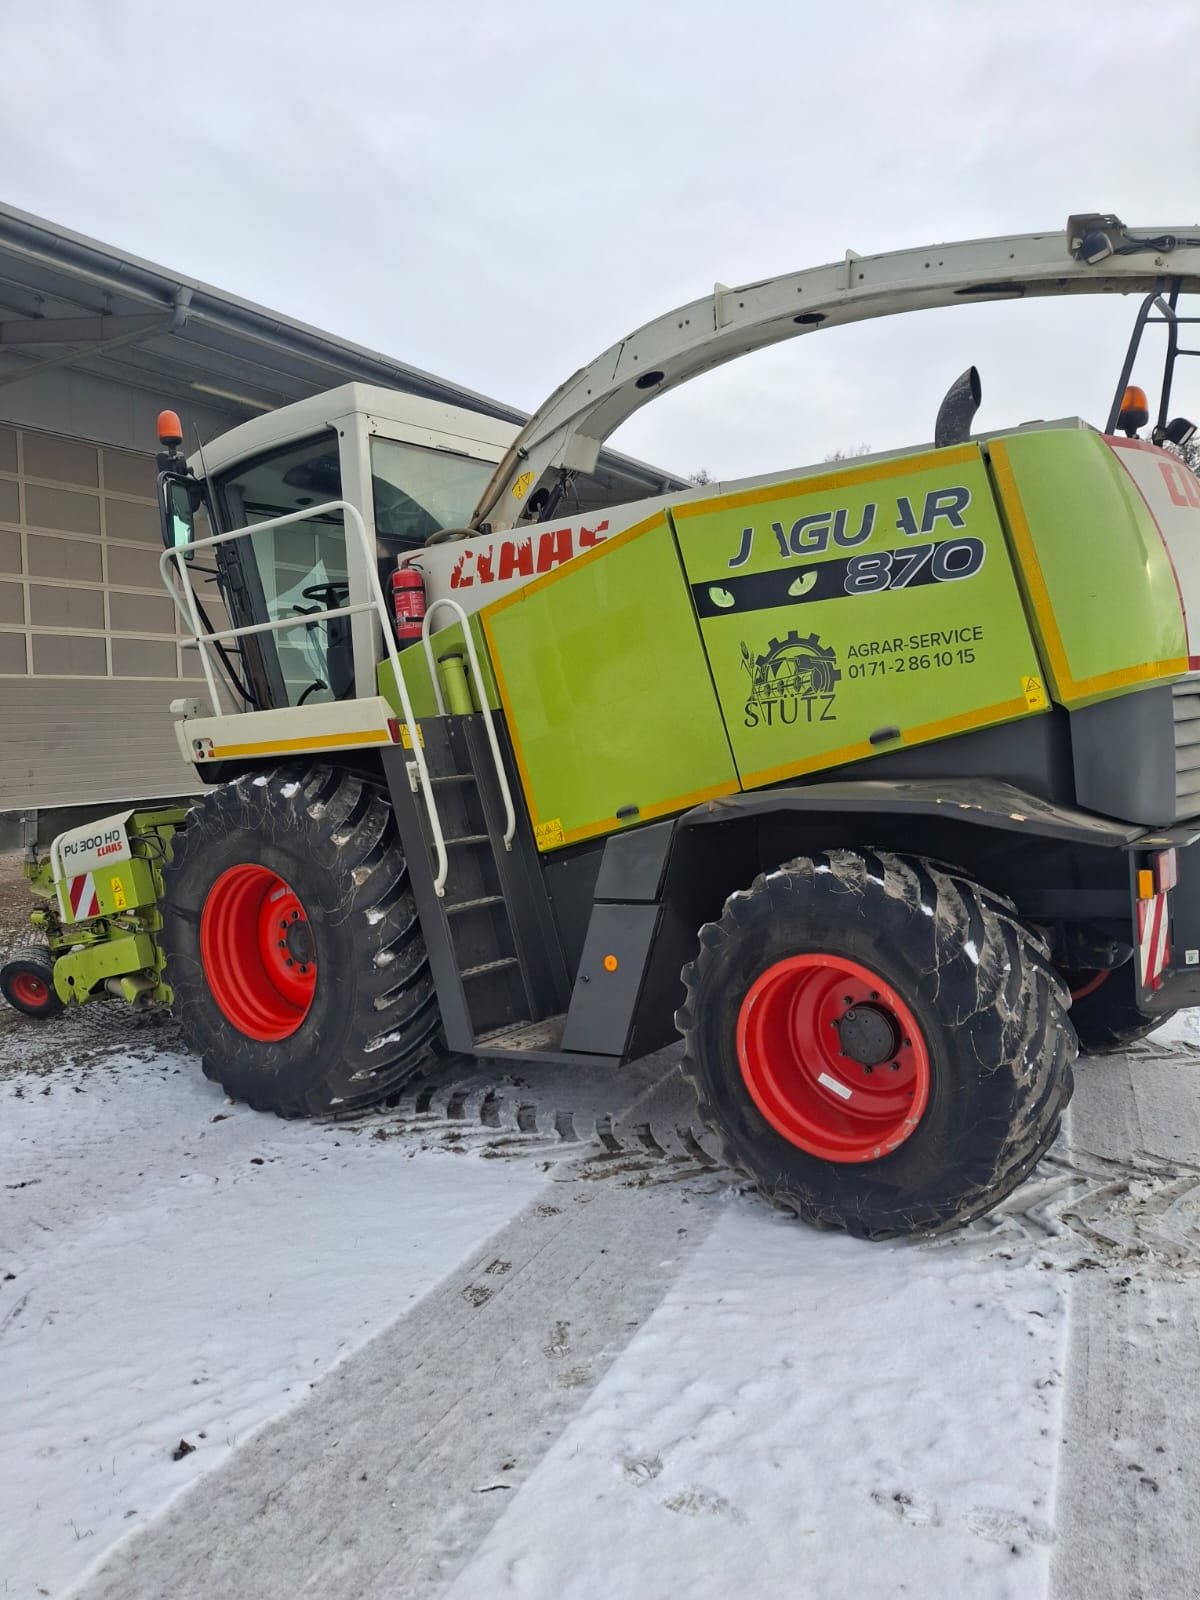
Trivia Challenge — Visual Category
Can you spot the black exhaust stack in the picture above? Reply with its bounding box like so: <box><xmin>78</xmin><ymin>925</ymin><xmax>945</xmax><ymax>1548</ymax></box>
<box><xmin>934</xmin><ymin>367</ymin><xmax>982</xmax><ymax>448</ymax></box>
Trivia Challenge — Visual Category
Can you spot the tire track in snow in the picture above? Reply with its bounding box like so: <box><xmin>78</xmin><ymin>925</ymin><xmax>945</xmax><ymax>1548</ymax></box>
<box><xmin>77</xmin><ymin>1164</ymin><xmax>726</xmax><ymax>1600</ymax></box>
<box><xmin>1047</xmin><ymin>1045</ymin><xmax>1200</xmax><ymax>1600</ymax></box>
<box><xmin>951</xmin><ymin>1143</ymin><xmax>1200</xmax><ymax>1278</ymax></box>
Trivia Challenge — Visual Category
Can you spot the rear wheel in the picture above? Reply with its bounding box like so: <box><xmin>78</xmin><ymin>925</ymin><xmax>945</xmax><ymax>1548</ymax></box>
<box><xmin>678</xmin><ymin>850</ymin><xmax>1074</xmax><ymax>1239</ymax></box>
<box><xmin>0</xmin><ymin>944</ymin><xmax>64</xmax><ymax>1019</ymax></box>
<box><xmin>161</xmin><ymin>765</ymin><xmax>441</xmax><ymax>1117</ymax></box>
<box><xmin>1067</xmin><ymin>963</ymin><xmax>1178</xmax><ymax>1054</ymax></box>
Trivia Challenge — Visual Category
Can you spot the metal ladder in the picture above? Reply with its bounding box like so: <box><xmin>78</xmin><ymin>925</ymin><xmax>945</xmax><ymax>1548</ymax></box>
<box><xmin>387</xmin><ymin>709</ymin><xmax>568</xmax><ymax>1053</ymax></box>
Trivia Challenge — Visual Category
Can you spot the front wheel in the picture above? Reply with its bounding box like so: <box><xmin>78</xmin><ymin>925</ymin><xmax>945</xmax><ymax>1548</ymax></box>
<box><xmin>1</xmin><ymin>944</ymin><xmax>64</xmax><ymax>1019</ymax></box>
<box><xmin>678</xmin><ymin>850</ymin><xmax>1074</xmax><ymax>1239</ymax></box>
<box><xmin>161</xmin><ymin>766</ymin><xmax>441</xmax><ymax>1117</ymax></box>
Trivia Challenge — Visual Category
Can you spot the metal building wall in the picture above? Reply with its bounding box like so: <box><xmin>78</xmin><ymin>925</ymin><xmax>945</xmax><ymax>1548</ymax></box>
<box><xmin>0</xmin><ymin>415</ymin><xmax>217</xmax><ymax>809</ymax></box>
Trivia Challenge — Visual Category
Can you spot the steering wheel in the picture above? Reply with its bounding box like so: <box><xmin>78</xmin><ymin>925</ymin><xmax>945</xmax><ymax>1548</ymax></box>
<box><xmin>295</xmin><ymin>581</ymin><xmax>350</xmax><ymax>612</ymax></box>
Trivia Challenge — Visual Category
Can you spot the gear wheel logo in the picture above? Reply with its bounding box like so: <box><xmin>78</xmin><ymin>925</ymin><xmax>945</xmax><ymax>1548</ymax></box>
<box><xmin>741</xmin><ymin>631</ymin><xmax>842</xmax><ymax>707</ymax></box>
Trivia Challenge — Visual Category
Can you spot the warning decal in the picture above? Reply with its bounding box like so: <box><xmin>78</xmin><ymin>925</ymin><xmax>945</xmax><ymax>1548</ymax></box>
<box><xmin>64</xmin><ymin>872</ymin><xmax>100</xmax><ymax>923</ymax></box>
<box><xmin>1021</xmin><ymin>675</ymin><xmax>1049</xmax><ymax>710</ymax></box>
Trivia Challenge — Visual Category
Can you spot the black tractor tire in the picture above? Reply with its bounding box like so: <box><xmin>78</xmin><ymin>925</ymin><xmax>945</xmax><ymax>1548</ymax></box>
<box><xmin>161</xmin><ymin>765</ymin><xmax>441</xmax><ymax>1117</ymax></box>
<box><xmin>678</xmin><ymin>850</ymin><xmax>1075</xmax><ymax>1240</ymax></box>
<box><xmin>0</xmin><ymin>943</ymin><xmax>65</xmax><ymax>1019</ymax></box>
<box><xmin>1067</xmin><ymin>963</ymin><xmax>1179</xmax><ymax>1055</ymax></box>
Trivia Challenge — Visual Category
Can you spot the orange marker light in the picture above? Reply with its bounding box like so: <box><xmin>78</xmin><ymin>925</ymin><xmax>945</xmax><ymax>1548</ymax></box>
<box><xmin>603</xmin><ymin>954</ymin><xmax>619</xmax><ymax>973</ymax></box>
<box><xmin>157</xmin><ymin>409</ymin><xmax>183</xmax><ymax>448</ymax></box>
<box><xmin>1118</xmin><ymin>386</ymin><xmax>1149</xmax><ymax>437</ymax></box>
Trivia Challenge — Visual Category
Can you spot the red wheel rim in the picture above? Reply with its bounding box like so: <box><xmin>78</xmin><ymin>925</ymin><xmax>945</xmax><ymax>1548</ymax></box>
<box><xmin>200</xmin><ymin>864</ymin><xmax>317</xmax><ymax>1042</ymax></box>
<box><xmin>736</xmin><ymin>953</ymin><xmax>931</xmax><ymax>1163</ymax></box>
<box><xmin>11</xmin><ymin>971</ymin><xmax>51</xmax><ymax>1009</ymax></box>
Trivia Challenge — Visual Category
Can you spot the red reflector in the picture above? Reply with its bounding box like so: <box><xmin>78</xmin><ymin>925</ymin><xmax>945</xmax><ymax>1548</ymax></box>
<box><xmin>1155</xmin><ymin>848</ymin><xmax>1179</xmax><ymax>893</ymax></box>
<box><xmin>386</xmin><ymin>718</ymin><xmax>402</xmax><ymax>744</ymax></box>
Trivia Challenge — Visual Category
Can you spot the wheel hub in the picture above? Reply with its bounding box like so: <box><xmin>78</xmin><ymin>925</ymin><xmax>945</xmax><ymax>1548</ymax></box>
<box><xmin>735</xmin><ymin>953</ymin><xmax>931</xmax><ymax>1164</ymax></box>
<box><xmin>11</xmin><ymin>972</ymin><xmax>49</xmax><ymax>1008</ymax></box>
<box><xmin>283</xmin><ymin>916</ymin><xmax>314</xmax><ymax>968</ymax></box>
<box><xmin>836</xmin><ymin>1003</ymin><xmax>900</xmax><ymax>1067</ymax></box>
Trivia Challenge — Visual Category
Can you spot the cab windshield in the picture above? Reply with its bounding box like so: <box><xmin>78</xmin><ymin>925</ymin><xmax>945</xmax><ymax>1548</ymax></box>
<box><xmin>213</xmin><ymin>432</ymin><xmax>350</xmax><ymax>708</ymax></box>
<box><xmin>370</xmin><ymin>436</ymin><xmax>495</xmax><ymax>549</ymax></box>
<box><xmin>207</xmin><ymin>431</ymin><xmax>498</xmax><ymax>710</ymax></box>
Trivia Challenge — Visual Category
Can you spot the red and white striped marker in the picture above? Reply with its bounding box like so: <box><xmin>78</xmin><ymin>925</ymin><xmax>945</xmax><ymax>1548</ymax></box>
<box><xmin>64</xmin><ymin>872</ymin><xmax>100</xmax><ymax>923</ymax></box>
<box><xmin>1138</xmin><ymin>892</ymin><xmax>1171</xmax><ymax>990</ymax></box>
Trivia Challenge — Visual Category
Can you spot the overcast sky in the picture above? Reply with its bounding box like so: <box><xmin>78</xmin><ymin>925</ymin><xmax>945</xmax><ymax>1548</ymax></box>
<box><xmin>3</xmin><ymin>0</ymin><xmax>1199</xmax><ymax>478</ymax></box>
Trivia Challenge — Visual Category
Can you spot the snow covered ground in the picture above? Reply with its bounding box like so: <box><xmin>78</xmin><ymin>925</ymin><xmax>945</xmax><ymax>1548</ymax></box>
<box><xmin>0</xmin><ymin>1030</ymin><xmax>548</xmax><ymax>1597</ymax></box>
<box><xmin>2</xmin><ymin>940</ymin><xmax>1197</xmax><ymax>1598</ymax></box>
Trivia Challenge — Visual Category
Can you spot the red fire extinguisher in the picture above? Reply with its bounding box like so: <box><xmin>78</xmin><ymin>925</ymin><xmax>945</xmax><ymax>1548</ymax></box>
<box><xmin>390</xmin><ymin>560</ymin><xmax>427</xmax><ymax>644</ymax></box>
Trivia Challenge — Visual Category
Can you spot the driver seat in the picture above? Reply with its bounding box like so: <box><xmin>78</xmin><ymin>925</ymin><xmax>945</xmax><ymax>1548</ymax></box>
<box><xmin>292</xmin><ymin>591</ymin><xmax>356</xmax><ymax>701</ymax></box>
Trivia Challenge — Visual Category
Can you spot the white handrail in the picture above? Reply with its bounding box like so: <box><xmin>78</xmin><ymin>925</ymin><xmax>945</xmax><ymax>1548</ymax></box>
<box><xmin>159</xmin><ymin>499</ymin><xmax>451</xmax><ymax>896</ymax></box>
<box><xmin>49</xmin><ymin>831</ymin><xmax>67</xmax><ymax>919</ymax></box>
<box><xmin>421</xmin><ymin>597</ymin><xmax>517</xmax><ymax>852</ymax></box>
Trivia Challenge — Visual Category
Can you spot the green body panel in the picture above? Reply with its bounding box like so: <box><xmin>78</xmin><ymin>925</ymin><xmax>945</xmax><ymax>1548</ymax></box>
<box><xmin>75</xmin><ymin>856</ymin><xmax>160</xmax><ymax>920</ymax></box>
<box><xmin>377</xmin><ymin>614</ymin><xmax>500</xmax><ymax>719</ymax></box>
<box><xmin>421</xmin><ymin>435</ymin><xmax>1195</xmax><ymax>856</ymax></box>
<box><xmin>480</xmin><ymin>513</ymin><xmax>739</xmax><ymax>846</ymax></box>
<box><xmin>21</xmin><ymin>806</ymin><xmax>188</xmax><ymax>1008</ymax></box>
<box><xmin>25</xmin><ymin>857</ymin><xmax>56</xmax><ymax>907</ymax></box>
<box><xmin>988</xmin><ymin>430</ymin><xmax>1187</xmax><ymax>706</ymax></box>
<box><xmin>53</xmin><ymin>932</ymin><xmax>159</xmax><ymax>1006</ymax></box>
<box><xmin>671</xmin><ymin>445</ymin><xmax>1047</xmax><ymax>787</ymax></box>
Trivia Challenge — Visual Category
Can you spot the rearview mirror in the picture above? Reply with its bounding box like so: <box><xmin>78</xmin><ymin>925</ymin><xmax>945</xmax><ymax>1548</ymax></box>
<box><xmin>157</xmin><ymin>472</ymin><xmax>205</xmax><ymax>563</ymax></box>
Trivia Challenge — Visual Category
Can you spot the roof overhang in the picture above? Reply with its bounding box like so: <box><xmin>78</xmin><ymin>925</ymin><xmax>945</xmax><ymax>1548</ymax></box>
<box><xmin>0</xmin><ymin>202</ymin><xmax>683</xmax><ymax>496</ymax></box>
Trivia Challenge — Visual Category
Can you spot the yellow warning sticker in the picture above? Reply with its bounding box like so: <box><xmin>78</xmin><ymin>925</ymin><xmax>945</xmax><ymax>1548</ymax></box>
<box><xmin>512</xmin><ymin>470</ymin><xmax>535</xmax><ymax>500</ymax></box>
<box><xmin>399</xmin><ymin>723</ymin><xmax>425</xmax><ymax>749</ymax></box>
<box><xmin>110</xmin><ymin>876</ymin><xmax>128</xmax><ymax>910</ymax></box>
<box><xmin>534</xmin><ymin>817</ymin><xmax>565</xmax><ymax>849</ymax></box>
<box><xmin>1021</xmin><ymin>674</ymin><xmax>1049</xmax><ymax>711</ymax></box>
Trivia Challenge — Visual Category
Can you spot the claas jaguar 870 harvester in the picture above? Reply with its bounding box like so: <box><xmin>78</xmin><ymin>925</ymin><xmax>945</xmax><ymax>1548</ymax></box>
<box><xmin>5</xmin><ymin>212</ymin><xmax>1200</xmax><ymax>1239</ymax></box>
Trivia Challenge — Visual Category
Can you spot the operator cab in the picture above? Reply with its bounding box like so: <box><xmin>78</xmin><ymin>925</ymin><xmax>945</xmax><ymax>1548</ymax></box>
<box><xmin>156</xmin><ymin>384</ymin><xmax>514</xmax><ymax>713</ymax></box>
<box><xmin>205</xmin><ymin>413</ymin><xmax>501</xmax><ymax>710</ymax></box>
<box><xmin>156</xmin><ymin>382</ymin><xmax>681</xmax><ymax>716</ymax></box>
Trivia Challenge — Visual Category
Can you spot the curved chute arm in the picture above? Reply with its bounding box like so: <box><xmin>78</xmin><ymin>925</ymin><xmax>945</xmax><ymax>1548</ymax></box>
<box><xmin>472</xmin><ymin>214</ymin><xmax>1200</xmax><ymax>533</ymax></box>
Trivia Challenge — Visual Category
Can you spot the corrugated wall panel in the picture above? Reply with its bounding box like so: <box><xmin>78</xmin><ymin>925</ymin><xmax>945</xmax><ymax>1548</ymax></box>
<box><xmin>0</xmin><ymin>421</ymin><xmax>208</xmax><ymax>810</ymax></box>
<box><xmin>0</xmin><ymin>680</ymin><xmax>202</xmax><ymax>808</ymax></box>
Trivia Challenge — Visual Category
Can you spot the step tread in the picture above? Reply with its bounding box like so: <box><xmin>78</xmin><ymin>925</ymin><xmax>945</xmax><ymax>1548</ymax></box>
<box><xmin>476</xmin><ymin>1015</ymin><xmax>567</xmax><ymax>1053</ymax></box>
<box><xmin>445</xmin><ymin>895</ymin><xmax>506</xmax><ymax>915</ymax></box>
<box><xmin>459</xmin><ymin>956</ymin><xmax>521</xmax><ymax>979</ymax></box>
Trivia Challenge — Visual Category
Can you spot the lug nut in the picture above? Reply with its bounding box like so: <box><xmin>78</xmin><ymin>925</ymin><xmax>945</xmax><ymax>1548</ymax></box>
<box><xmin>890</xmin><ymin>1061</ymin><xmax>900</xmax><ymax>1072</ymax></box>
